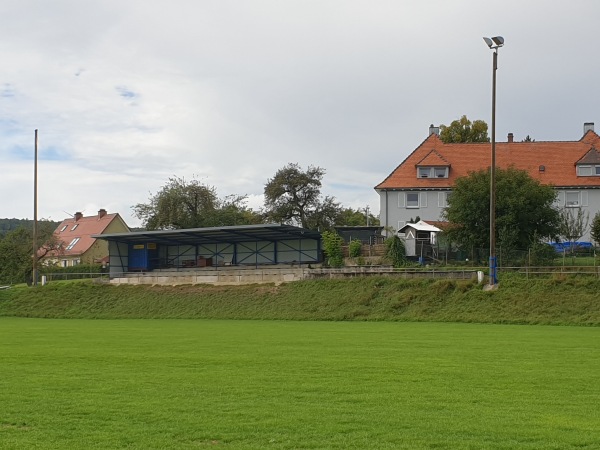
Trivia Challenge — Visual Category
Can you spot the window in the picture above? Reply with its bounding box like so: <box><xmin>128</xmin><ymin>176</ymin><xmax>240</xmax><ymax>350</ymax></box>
<box><xmin>399</xmin><ymin>192</ymin><xmax>426</xmax><ymax>208</ymax></box>
<box><xmin>71</xmin><ymin>224</ymin><xmax>79</xmax><ymax>231</ymax></box>
<box><xmin>406</xmin><ymin>193</ymin><xmax>419</xmax><ymax>208</ymax></box>
<box><xmin>417</xmin><ymin>166</ymin><xmax>448</xmax><ymax>178</ymax></box>
<box><xmin>66</xmin><ymin>237</ymin><xmax>80</xmax><ymax>250</ymax></box>
<box><xmin>566</xmin><ymin>192</ymin><xmax>580</xmax><ymax>207</ymax></box>
<box><xmin>60</xmin><ymin>225</ymin><xmax>67</xmax><ymax>232</ymax></box>
<box><xmin>61</xmin><ymin>260</ymin><xmax>68</xmax><ymax>267</ymax></box>
<box><xmin>438</xmin><ymin>191</ymin><xmax>450</xmax><ymax>208</ymax></box>
<box><xmin>577</xmin><ymin>165</ymin><xmax>600</xmax><ymax>176</ymax></box>
<box><xmin>434</xmin><ymin>167</ymin><xmax>448</xmax><ymax>178</ymax></box>
<box><xmin>73</xmin><ymin>259</ymin><xmax>80</xmax><ymax>266</ymax></box>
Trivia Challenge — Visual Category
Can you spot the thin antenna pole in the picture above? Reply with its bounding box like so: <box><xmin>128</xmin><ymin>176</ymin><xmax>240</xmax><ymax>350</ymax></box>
<box><xmin>32</xmin><ymin>129</ymin><xmax>38</xmax><ymax>287</ymax></box>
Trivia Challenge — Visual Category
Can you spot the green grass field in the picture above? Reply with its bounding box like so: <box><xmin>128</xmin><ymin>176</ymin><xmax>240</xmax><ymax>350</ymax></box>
<box><xmin>1</xmin><ymin>318</ymin><xmax>599</xmax><ymax>449</ymax></box>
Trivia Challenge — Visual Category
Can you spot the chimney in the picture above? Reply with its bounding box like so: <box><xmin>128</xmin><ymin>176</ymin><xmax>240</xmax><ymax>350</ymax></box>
<box><xmin>74</xmin><ymin>212</ymin><xmax>83</xmax><ymax>221</ymax></box>
<box><xmin>507</xmin><ymin>133</ymin><xmax>514</xmax><ymax>143</ymax></box>
<box><xmin>98</xmin><ymin>208</ymin><xmax>107</xmax><ymax>219</ymax></box>
<box><xmin>584</xmin><ymin>122</ymin><xmax>595</xmax><ymax>134</ymax></box>
<box><xmin>429</xmin><ymin>124</ymin><xmax>440</xmax><ymax>136</ymax></box>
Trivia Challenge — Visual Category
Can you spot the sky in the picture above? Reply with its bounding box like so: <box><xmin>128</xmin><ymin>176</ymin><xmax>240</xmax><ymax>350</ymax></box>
<box><xmin>2</xmin><ymin>1</ymin><xmax>599</xmax><ymax>228</ymax></box>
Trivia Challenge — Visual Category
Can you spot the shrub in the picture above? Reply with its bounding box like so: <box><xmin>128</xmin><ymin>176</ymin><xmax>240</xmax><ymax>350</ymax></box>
<box><xmin>528</xmin><ymin>242</ymin><xmax>557</xmax><ymax>266</ymax></box>
<box><xmin>348</xmin><ymin>239</ymin><xmax>362</xmax><ymax>258</ymax></box>
<box><xmin>321</xmin><ymin>231</ymin><xmax>344</xmax><ymax>268</ymax></box>
<box><xmin>385</xmin><ymin>235</ymin><xmax>407</xmax><ymax>267</ymax></box>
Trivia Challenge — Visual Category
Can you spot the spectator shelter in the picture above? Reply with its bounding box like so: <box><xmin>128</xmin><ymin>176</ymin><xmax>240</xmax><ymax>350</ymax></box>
<box><xmin>94</xmin><ymin>224</ymin><xmax>322</xmax><ymax>275</ymax></box>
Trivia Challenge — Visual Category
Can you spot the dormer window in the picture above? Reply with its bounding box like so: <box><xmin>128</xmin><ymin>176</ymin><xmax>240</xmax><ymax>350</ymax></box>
<box><xmin>578</xmin><ymin>165</ymin><xmax>593</xmax><ymax>176</ymax></box>
<box><xmin>434</xmin><ymin>167</ymin><xmax>448</xmax><ymax>178</ymax></box>
<box><xmin>418</xmin><ymin>166</ymin><xmax>448</xmax><ymax>179</ymax></box>
<box><xmin>577</xmin><ymin>164</ymin><xmax>600</xmax><ymax>176</ymax></box>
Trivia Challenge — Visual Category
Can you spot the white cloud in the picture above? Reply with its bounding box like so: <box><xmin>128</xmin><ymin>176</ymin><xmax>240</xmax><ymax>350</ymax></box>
<box><xmin>2</xmin><ymin>0</ymin><xmax>600</xmax><ymax>227</ymax></box>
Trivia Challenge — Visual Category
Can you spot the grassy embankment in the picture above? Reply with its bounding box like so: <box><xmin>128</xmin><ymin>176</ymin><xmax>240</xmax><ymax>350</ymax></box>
<box><xmin>1</xmin><ymin>273</ymin><xmax>599</xmax><ymax>325</ymax></box>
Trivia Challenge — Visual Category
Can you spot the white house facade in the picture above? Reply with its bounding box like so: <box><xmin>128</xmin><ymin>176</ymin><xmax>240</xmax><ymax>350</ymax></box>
<box><xmin>376</xmin><ymin>123</ymin><xmax>600</xmax><ymax>242</ymax></box>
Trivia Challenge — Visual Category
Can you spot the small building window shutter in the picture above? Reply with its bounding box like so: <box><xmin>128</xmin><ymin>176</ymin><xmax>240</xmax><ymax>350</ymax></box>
<box><xmin>398</xmin><ymin>192</ymin><xmax>405</xmax><ymax>208</ymax></box>
<box><xmin>420</xmin><ymin>192</ymin><xmax>427</xmax><ymax>207</ymax></box>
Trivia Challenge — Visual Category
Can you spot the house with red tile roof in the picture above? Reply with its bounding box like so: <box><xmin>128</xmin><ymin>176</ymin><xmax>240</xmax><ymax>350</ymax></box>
<box><xmin>375</xmin><ymin>122</ymin><xmax>600</xmax><ymax>242</ymax></box>
<box><xmin>47</xmin><ymin>209</ymin><xmax>130</xmax><ymax>267</ymax></box>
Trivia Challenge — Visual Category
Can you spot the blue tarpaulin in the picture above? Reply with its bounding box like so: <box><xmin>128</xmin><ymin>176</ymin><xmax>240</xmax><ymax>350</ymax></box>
<box><xmin>549</xmin><ymin>242</ymin><xmax>593</xmax><ymax>253</ymax></box>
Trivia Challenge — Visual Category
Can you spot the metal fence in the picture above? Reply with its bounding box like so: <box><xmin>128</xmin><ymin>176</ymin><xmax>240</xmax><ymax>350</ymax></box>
<box><xmin>432</xmin><ymin>246</ymin><xmax>598</xmax><ymax>268</ymax></box>
<box><xmin>41</xmin><ymin>272</ymin><xmax>110</xmax><ymax>282</ymax></box>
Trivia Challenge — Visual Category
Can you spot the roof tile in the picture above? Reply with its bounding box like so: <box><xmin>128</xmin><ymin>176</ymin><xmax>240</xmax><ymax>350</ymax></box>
<box><xmin>375</xmin><ymin>130</ymin><xmax>600</xmax><ymax>190</ymax></box>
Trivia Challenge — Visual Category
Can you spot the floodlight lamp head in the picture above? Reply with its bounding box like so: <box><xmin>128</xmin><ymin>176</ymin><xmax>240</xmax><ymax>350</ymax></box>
<box><xmin>483</xmin><ymin>36</ymin><xmax>504</xmax><ymax>50</ymax></box>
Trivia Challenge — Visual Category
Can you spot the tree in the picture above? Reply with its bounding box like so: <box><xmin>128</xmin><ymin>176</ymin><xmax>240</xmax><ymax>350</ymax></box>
<box><xmin>321</xmin><ymin>231</ymin><xmax>344</xmax><ymax>267</ymax></box>
<box><xmin>439</xmin><ymin>115</ymin><xmax>490</xmax><ymax>143</ymax></box>
<box><xmin>264</xmin><ymin>163</ymin><xmax>342</xmax><ymax>230</ymax></box>
<box><xmin>348</xmin><ymin>239</ymin><xmax>362</xmax><ymax>258</ymax></box>
<box><xmin>522</xmin><ymin>135</ymin><xmax>535</xmax><ymax>142</ymax></box>
<box><xmin>443</xmin><ymin>167</ymin><xmax>560</xmax><ymax>252</ymax></box>
<box><xmin>0</xmin><ymin>218</ymin><xmax>60</xmax><ymax>237</ymax></box>
<box><xmin>0</xmin><ymin>221</ymin><xmax>62</xmax><ymax>285</ymax></box>
<box><xmin>133</xmin><ymin>176</ymin><xmax>262</xmax><ymax>230</ymax></box>
<box><xmin>336</xmin><ymin>208</ymin><xmax>380</xmax><ymax>227</ymax></box>
<box><xmin>591</xmin><ymin>212</ymin><xmax>600</xmax><ymax>245</ymax></box>
<box><xmin>559</xmin><ymin>207</ymin><xmax>589</xmax><ymax>251</ymax></box>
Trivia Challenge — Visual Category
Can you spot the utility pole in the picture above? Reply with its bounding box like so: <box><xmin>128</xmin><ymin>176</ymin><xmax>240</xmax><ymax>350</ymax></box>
<box><xmin>32</xmin><ymin>129</ymin><xmax>38</xmax><ymax>287</ymax></box>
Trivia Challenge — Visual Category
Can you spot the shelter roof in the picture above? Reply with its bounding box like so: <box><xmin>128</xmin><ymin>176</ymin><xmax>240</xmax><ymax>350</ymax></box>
<box><xmin>398</xmin><ymin>220</ymin><xmax>441</xmax><ymax>233</ymax></box>
<box><xmin>94</xmin><ymin>224</ymin><xmax>322</xmax><ymax>246</ymax></box>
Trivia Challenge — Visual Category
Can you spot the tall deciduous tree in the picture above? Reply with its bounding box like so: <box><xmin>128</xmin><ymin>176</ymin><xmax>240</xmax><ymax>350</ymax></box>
<box><xmin>263</xmin><ymin>163</ymin><xmax>342</xmax><ymax>230</ymax></box>
<box><xmin>443</xmin><ymin>167</ymin><xmax>560</xmax><ymax>251</ymax></box>
<box><xmin>439</xmin><ymin>115</ymin><xmax>490</xmax><ymax>143</ymax></box>
<box><xmin>133</xmin><ymin>176</ymin><xmax>262</xmax><ymax>230</ymax></box>
<box><xmin>0</xmin><ymin>221</ymin><xmax>62</xmax><ymax>284</ymax></box>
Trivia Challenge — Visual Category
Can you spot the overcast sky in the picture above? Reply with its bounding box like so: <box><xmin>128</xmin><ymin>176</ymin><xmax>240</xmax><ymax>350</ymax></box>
<box><xmin>2</xmin><ymin>1</ymin><xmax>599</xmax><ymax>227</ymax></box>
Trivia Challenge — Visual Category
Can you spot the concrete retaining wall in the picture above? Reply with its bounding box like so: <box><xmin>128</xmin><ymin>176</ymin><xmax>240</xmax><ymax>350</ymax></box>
<box><xmin>110</xmin><ymin>267</ymin><xmax>308</xmax><ymax>286</ymax></box>
<box><xmin>109</xmin><ymin>266</ymin><xmax>477</xmax><ymax>286</ymax></box>
<box><xmin>306</xmin><ymin>267</ymin><xmax>477</xmax><ymax>280</ymax></box>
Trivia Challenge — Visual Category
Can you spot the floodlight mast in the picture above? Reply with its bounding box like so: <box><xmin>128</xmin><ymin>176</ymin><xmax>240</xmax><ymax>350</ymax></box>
<box><xmin>483</xmin><ymin>36</ymin><xmax>504</xmax><ymax>289</ymax></box>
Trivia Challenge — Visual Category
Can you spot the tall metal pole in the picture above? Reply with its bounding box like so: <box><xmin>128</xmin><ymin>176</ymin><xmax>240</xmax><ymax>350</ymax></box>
<box><xmin>32</xmin><ymin>129</ymin><xmax>39</xmax><ymax>287</ymax></box>
<box><xmin>489</xmin><ymin>50</ymin><xmax>498</xmax><ymax>287</ymax></box>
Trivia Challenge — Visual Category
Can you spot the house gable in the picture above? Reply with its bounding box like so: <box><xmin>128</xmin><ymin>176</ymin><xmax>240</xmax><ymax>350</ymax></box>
<box><xmin>51</xmin><ymin>210</ymin><xmax>130</xmax><ymax>263</ymax></box>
